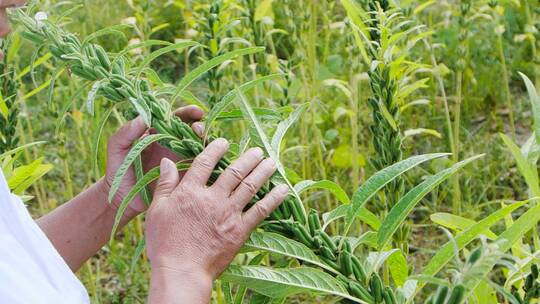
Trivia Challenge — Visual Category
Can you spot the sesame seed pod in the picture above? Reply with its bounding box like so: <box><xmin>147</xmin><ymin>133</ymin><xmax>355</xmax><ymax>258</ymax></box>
<box><xmin>348</xmin><ymin>281</ymin><xmax>375</xmax><ymax>303</ymax></box>
<box><xmin>21</xmin><ymin>31</ymin><xmax>45</xmax><ymax>44</ymax></box>
<box><xmin>291</xmin><ymin>226</ymin><xmax>312</xmax><ymax>246</ymax></box>
<box><xmin>434</xmin><ymin>286</ymin><xmax>449</xmax><ymax>304</ymax></box>
<box><xmin>351</xmin><ymin>255</ymin><xmax>367</xmax><ymax>283</ymax></box>
<box><xmin>94</xmin><ymin>45</ymin><xmax>111</xmax><ymax>70</ymax></box>
<box><xmin>319</xmin><ymin>255</ymin><xmax>340</xmax><ymax>270</ymax></box>
<box><xmin>319</xmin><ymin>246</ymin><xmax>336</xmax><ymax>260</ymax></box>
<box><xmin>382</xmin><ymin>287</ymin><xmax>396</xmax><ymax>304</ymax></box>
<box><xmin>70</xmin><ymin>65</ymin><xmax>97</xmax><ymax>81</ymax></box>
<box><xmin>318</xmin><ymin>231</ymin><xmax>337</xmax><ymax>252</ymax></box>
<box><xmin>370</xmin><ymin>273</ymin><xmax>383</xmax><ymax>303</ymax></box>
<box><xmin>340</xmin><ymin>251</ymin><xmax>353</xmax><ymax>277</ymax></box>
<box><xmin>446</xmin><ymin>285</ymin><xmax>466</xmax><ymax>304</ymax></box>
<box><xmin>307</xmin><ymin>209</ymin><xmax>321</xmax><ymax>234</ymax></box>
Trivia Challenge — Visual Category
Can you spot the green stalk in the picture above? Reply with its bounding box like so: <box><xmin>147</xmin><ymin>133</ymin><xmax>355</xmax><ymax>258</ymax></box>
<box><xmin>496</xmin><ymin>26</ymin><xmax>516</xmax><ymax>139</ymax></box>
<box><xmin>452</xmin><ymin>70</ymin><xmax>463</xmax><ymax>215</ymax></box>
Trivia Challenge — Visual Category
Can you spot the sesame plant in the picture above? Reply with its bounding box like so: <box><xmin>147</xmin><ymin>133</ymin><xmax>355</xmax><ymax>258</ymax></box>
<box><xmin>12</xmin><ymin>1</ymin><xmax>540</xmax><ymax>303</ymax></box>
<box><xmin>12</xmin><ymin>6</ymin><xmax>491</xmax><ymax>304</ymax></box>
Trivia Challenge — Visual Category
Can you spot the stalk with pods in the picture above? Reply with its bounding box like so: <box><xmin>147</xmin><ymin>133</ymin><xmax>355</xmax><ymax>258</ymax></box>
<box><xmin>14</xmin><ymin>6</ymin><xmax>482</xmax><ymax>304</ymax></box>
<box><xmin>0</xmin><ymin>39</ymin><xmax>20</xmax><ymax>153</ymax></box>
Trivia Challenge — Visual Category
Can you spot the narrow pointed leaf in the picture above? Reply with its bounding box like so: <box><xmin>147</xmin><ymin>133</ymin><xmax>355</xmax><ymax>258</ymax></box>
<box><xmin>294</xmin><ymin>179</ymin><xmax>350</xmax><ymax>204</ymax></box>
<box><xmin>108</xmin><ymin>134</ymin><xmax>175</xmax><ymax>203</ymax></box>
<box><xmin>172</xmin><ymin>47</ymin><xmax>265</xmax><ymax>100</ymax></box>
<box><xmin>111</xmin><ymin>162</ymin><xmax>190</xmax><ymax>238</ymax></box>
<box><xmin>205</xmin><ymin>74</ymin><xmax>283</xmax><ymax>138</ymax></box>
<box><xmin>377</xmin><ymin>155</ymin><xmax>483</xmax><ymax>249</ymax></box>
<box><xmin>135</xmin><ymin>41</ymin><xmax>198</xmax><ymax>78</ymax></box>
<box><xmin>343</xmin><ymin>153</ymin><xmax>450</xmax><ymax>238</ymax></box>
<box><xmin>271</xmin><ymin>103</ymin><xmax>308</xmax><ymax>157</ymax></box>
<box><xmin>416</xmin><ymin>201</ymin><xmax>526</xmax><ymax>294</ymax></box>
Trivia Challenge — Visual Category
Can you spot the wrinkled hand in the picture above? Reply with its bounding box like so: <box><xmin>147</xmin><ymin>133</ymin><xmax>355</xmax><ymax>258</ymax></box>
<box><xmin>104</xmin><ymin>105</ymin><xmax>204</xmax><ymax>219</ymax></box>
<box><xmin>145</xmin><ymin>138</ymin><xmax>289</xmax><ymax>280</ymax></box>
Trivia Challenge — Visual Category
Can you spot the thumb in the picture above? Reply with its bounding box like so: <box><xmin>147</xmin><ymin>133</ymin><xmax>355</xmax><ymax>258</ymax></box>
<box><xmin>153</xmin><ymin>158</ymin><xmax>179</xmax><ymax>201</ymax></box>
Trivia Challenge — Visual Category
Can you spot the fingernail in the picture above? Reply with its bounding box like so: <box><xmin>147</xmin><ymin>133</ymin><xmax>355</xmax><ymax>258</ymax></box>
<box><xmin>160</xmin><ymin>158</ymin><xmax>172</xmax><ymax>173</ymax></box>
<box><xmin>265</xmin><ymin>158</ymin><xmax>276</xmax><ymax>169</ymax></box>
<box><xmin>276</xmin><ymin>184</ymin><xmax>289</xmax><ymax>195</ymax></box>
<box><xmin>251</xmin><ymin>147</ymin><xmax>264</xmax><ymax>157</ymax></box>
<box><xmin>192</xmin><ymin>122</ymin><xmax>204</xmax><ymax>136</ymax></box>
<box><xmin>214</xmin><ymin>138</ymin><xmax>229</xmax><ymax>147</ymax></box>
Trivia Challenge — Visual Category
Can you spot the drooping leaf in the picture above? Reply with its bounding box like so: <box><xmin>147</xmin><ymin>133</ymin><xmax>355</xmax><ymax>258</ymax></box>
<box><xmin>221</xmin><ymin>266</ymin><xmax>358</xmax><ymax>301</ymax></box>
<box><xmin>500</xmin><ymin>133</ymin><xmax>540</xmax><ymax>197</ymax></box>
<box><xmin>417</xmin><ymin>201</ymin><xmax>526</xmax><ymax>294</ymax></box>
<box><xmin>430</xmin><ymin>213</ymin><xmax>497</xmax><ymax>240</ymax></box>
<box><xmin>519</xmin><ymin>72</ymin><xmax>540</xmax><ymax>144</ymax></box>
<box><xmin>294</xmin><ymin>179</ymin><xmax>350</xmax><ymax>204</ymax></box>
<box><xmin>323</xmin><ymin>204</ymin><xmax>381</xmax><ymax>230</ymax></box>
<box><xmin>243</xmin><ymin>231</ymin><xmax>337</xmax><ymax>275</ymax></box>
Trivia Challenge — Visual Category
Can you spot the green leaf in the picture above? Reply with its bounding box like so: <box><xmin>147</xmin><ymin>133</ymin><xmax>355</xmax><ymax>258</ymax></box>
<box><xmin>172</xmin><ymin>47</ymin><xmax>265</xmax><ymax>101</ymax></box>
<box><xmin>221</xmin><ymin>266</ymin><xmax>358</xmax><ymax>301</ymax></box>
<box><xmin>0</xmin><ymin>141</ymin><xmax>46</xmax><ymax>161</ymax></box>
<box><xmin>417</xmin><ymin>201</ymin><xmax>526</xmax><ymax>294</ymax></box>
<box><xmin>387</xmin><ymin>250</ymin><xmax>408</xmax><ymax>287</ymax></box>
<box><xmin>430</xmin><ymin>213</ymin><xmax>497</xmax><ymax>240</ymax></box>
<box><xmin>462</xmin><ymin>199</ymin><xmax>540</xmax><ymax>299</ymax></box>
<box><xmin>519</xmin><ymin>72</ymin><xmax>540</xmax><ymax>144</ymax></box>
<box><xmin>243</xmin><ymin>231</ymin><xmax>338</xmax><ymax>275</ymax></box>
<box><xmin>294</xmin><ymin>179</ymin><xmax>350</xmax><ymax>204</ymax></box>
<box><xmin>204</xmin><ymin>74</ymin><xmax>282</xmax><ymax>138</ymax></box>
<box><xmin>500</xmin><ymin>133</ymin><xmax>540</xmax><ymax>197</ymax></box>
<box><xmin>237</xmin><ymin>88</ymin><xmax>307</xmax><ymax>222</ymax></box>
<box><xmin>343</xmin><ymin>153</ymin><xmax>450</xmax><ymax>240</ymax></box>
<box><xmin>323</xmin><ymin>204</ymin><xmax>381</xmax><ymax>230</ymax></box>
<box><xmin>91</xmin><ymin>107</ymin><xmax>114</xmax><ymax>175</ymax></box>
<box><xmin>377</xmin><ymin>155</ymin><xmax>483</xmax><ymax>249</ymax></box>
<box><xmin>111</xmin><ymin>162</ymin><xmax>190</xmax><ymax>238</ymax></box>
<box><xmin>108</xmin><ymin>134</ymin><xmax>175</xmax><ymax>203</ymax></box>
<box><xmin>114</xmin><ymin>40</ymin><xmax>173</xmax><ymax>62</ymax></box>
<box><xmin>82</xmin><ymin>24</ymin><xmax>132</xmax><ymax>45</ymax></box>
<box><xmin>128</xmin><ymin>97</ymin><xmax>152</xmax><ymax>127</ymax></box>
<box><xmin>134</xmin><ymin>41</ymin><xmax>198</xmax><ymax>78</ymax></box>
<box><xmin>271</xmin><ymin>103</ymin><xmax>308</xmax><ymax>158</ymax></box>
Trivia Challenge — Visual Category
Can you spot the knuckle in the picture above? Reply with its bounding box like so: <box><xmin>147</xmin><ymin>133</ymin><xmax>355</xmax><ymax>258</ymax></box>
<box><xmin>195</xmin><ymin>155</ymin><xmax>214</xmax><ymax>170</ymax></box>
<box><xmin>241</xmin><ymin>180</ymin><xmax>258</xmax><ymax>195</ymax></box>
<box><xmin>254</xmin><ymin>203</ymin><xmax>271</xmax><ymax>218</ymax></box>
<box><xmin>227</xmin><ymin>166</ymin><xmax>244</xmax><ymax>182</ymax></box>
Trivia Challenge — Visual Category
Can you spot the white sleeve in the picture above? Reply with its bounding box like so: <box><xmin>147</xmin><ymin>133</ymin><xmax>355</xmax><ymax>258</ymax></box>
<box><xmin>0</xmin><ymin>171</ymin><xmax>89</xmax><ymax>304</ymax></box>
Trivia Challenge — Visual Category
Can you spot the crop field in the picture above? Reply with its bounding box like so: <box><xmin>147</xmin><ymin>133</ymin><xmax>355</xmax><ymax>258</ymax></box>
<box><xmin>2</xmin><ymin>0</ymin><xmax>540</xmax><ymax>303</ymax></box>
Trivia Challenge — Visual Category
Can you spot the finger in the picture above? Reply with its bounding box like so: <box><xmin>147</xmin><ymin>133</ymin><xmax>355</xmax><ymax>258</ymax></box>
<box><xmin>108</xmin><ymin>116</ymin><xmax>147</xmax><ymax>152</ymax></box>
<box><xmin>182</xmin><ymin>138</ymin><xmax>228</xmax><ymax>185</ymax></box>
<box><xmin>242</xmin><ymin>185</ymin><xmax>289</xmax><ymax>231</ymax></box>
<box><xmin>0</xmin><ymin>9</ymin><xmax>10</xmax><ymax>38</ymax></box>
<box><xmin>191</xmin><ymin>122</ymin><xmax>204</xmax><ymax>138</ymax></box>
<box><xmin>213</xmin><ymin>147</ymin><xmax>264</xmax><ymax>194</ymax></box>
<box><xmin>153</xmin><ymin>158</ymin><xmax>179</xmax><ymax>201</ymax></box>
<box><xmin>230</xmin><ymin>158</ymin><xmax>277</xmax><ymax>209</ymax></box>
<box><xmin>173</xmin><ymin>105</ymin><xmax>204</xmax><ymax>123</ymax></box>
<box><xmin>0</xmin><ymin>0</ymin><xmax>26</xmax><ymax>8</ymax></box>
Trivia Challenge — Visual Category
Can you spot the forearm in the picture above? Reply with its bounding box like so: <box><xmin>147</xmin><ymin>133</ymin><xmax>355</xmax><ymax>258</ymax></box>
<box><xmin>149</xmin><ymin>266</ymin><xmax>213</xmax><ymax>304</ymax></box>
<box><xmin>36</xmin><ymin>178</ymin><xmax>135</xmax><ymax>271</ymax></box>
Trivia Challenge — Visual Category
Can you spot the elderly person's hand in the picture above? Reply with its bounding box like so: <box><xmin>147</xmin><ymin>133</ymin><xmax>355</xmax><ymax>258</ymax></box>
<box><xmin>146</xmin><ymin>139</ymin><xmax>289</xmax><ymax>303</ymax></box>
<box><xmin>104</xmin><ymin>105</ymin><xmax>204</xmax><ymax>219</ymax></box>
